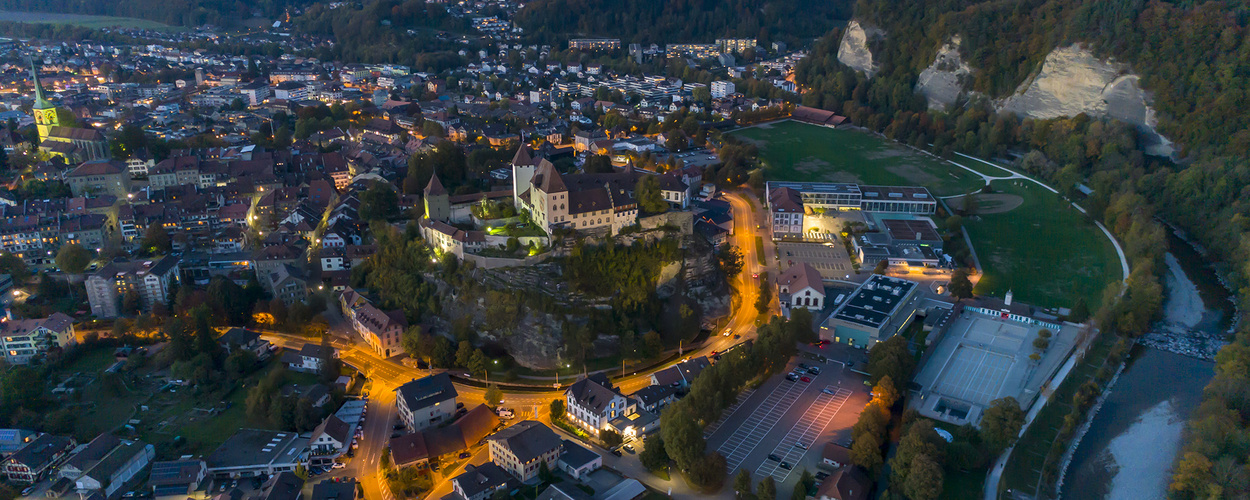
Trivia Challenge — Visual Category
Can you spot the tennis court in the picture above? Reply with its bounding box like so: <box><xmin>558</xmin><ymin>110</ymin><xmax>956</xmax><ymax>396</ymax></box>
<box><xmin>959</xmin><ymin>317</ymin><xmax>1028</xmax><ymax>353</ymax></box>
<box><xmin>932</xmin><ymin>345</ymin><xmax>1013</xmax><ymax>406</ymax></box>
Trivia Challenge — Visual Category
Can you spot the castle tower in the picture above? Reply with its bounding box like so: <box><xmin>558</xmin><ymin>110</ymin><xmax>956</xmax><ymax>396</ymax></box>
<box><xmin>511</xmin><ymin>145</ymin><xmax>537</xmax><ymax>210</ymax></box>
<box><xmin>29</xmin><ymin>58</ymin><xmax>57</xmax><ymax>145</ymax></box>
<box><xmin>423</xmin><ymin>171</ymin><xmax>450</xmax><ymax>222</ymax></box>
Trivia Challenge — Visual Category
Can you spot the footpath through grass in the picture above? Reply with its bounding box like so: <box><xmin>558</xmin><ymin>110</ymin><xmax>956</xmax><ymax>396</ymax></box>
<box><xmin>964</xmin><ymin>180</ymin><xmax>1120</xmax><ymax>310</ymax></box>
<box><xmin>731</xmin><ymin>121</ymin><xmax>984</xmax><ymax>197</ymax></box>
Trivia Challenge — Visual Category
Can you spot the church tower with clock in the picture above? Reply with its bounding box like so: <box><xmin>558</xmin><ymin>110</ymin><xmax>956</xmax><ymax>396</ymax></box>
<box><xmin>30</xmin><ymin>58</ymin><xmax>58</xmax><ymax>144</ymax></box>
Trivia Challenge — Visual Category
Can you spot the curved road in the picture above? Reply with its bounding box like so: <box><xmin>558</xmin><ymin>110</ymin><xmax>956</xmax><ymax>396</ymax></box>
<box><xmin>264</xmin><ymin>190</ymin><xmax>776</xmax><ymax>500</ymax></box>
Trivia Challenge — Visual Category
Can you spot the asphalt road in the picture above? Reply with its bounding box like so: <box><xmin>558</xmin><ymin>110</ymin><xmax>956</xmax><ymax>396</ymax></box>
<box><xmin>262</xmin><ymin>190</ymin><xmax>777</xmax><ymax>500</ymax></box>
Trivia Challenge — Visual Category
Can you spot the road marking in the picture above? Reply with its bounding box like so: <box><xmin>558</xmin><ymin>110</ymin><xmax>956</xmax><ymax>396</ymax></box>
<box><xmin>754</xmin><ymin>387</ymin><xmax>852</xmax><ymax>482</ymax></box>
<box><xmin>716</xmin><ymin>381</ymin><xmax>808</xmax><ymax>471</ymax></box>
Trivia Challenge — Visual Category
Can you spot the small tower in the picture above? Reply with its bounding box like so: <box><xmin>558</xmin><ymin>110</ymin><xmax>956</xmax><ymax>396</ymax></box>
<box><xmin>29</xmin><ymin>57</ymin><xmax>57</xmax><ymax>145</ymax></box>
<box><xmin>511</xmin><ymin>145</ymin><xmax>537</xmax><ymax>210</ymax></box>
<box><xmin>423</xmin><ymin>172</ymin><xmax>450</xmax><ymax>222</ymax></box>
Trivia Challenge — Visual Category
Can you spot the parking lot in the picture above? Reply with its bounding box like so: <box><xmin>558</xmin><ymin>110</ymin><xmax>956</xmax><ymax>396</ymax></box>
<box><xmin>706</xmin><ymin>352</ymin><xmax>871</xmax><ymax>497</ymax></box>
<box><xmin>777</xmin><ymin>242</ymin><xmax>855</xmax><ymax>280</ymax></box>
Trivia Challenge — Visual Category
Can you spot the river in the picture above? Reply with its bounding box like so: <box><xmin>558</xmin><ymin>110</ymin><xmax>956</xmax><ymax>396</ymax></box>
<box><xmin>1059</xmin><ymin>230</ymin><xmax>1228</xmax><ymax>500</ymax></box>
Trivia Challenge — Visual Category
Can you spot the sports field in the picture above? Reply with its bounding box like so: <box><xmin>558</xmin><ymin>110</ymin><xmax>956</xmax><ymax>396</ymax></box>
<box><xmin>0</xmin><ymin>10</ymin><xmax>178</xmax><ymax>30</ymax></box>
<box><xmin>964</xmin><ymin>180</ymin><xmax>1121</xmax><ymax>310</ymax></box>
<box><xmin>730</xmin><ymin>120</ymin><xmax>984</xmax><ymax>197</ymax></box>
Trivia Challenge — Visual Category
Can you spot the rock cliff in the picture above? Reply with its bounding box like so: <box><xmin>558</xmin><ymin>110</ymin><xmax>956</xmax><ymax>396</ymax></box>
<box><xmin>837</xmin><ymin>20</ymin><xmax>881</xmax><ymax>77</ymax></box>
<box><xmin>996</xmin><ymin>44</ymin><xmax>1173</xmax><ymax>155</ymax></box>
<box><xmin>915</xmin><ymin>35</ymin><xmax>975</xmax><ymax>110</ymax></box>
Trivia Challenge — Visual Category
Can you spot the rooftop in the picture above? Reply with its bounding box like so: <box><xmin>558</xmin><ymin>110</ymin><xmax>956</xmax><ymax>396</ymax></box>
<box><xmin>830</xmin><ymin>275</ymin><xmax>918</xmax><ymax>329</ymax></box>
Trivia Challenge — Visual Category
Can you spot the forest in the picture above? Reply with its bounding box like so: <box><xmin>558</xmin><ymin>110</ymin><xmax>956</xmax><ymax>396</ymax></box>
<box><xmin>789</xmin><ymin>0</ymin><xmax>1250</xmax><ymax>497</ymax></box>
<box><xmin>293</xmin><ymin>0</ymin><xmax>470</xmax><ymax>67</ymax></box>
<box><xmin>514</xmin><ymin>0</ymin><xmax>852</xmax><ymax>46</ymax></box>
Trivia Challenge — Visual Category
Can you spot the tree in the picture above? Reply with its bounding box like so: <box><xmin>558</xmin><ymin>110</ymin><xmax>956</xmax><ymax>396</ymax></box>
<box><xmin>717</xmin><ymin>245</ymin><xmax>744</xmax><ymax>280</ymax></box>
<box><xmin>734</xmin><ymin>469</ymin><xmax>753</xmax><ymax>498</ymax></box>
<box><xmin>692</xmin><ymin>86</ymin><xmax>711</xmax><ymax>104</ymax></box>
<box><xmin>549</xmin><ymin>399</ymin><xmax>566</xmax><ymax>423</ymax></box>
<box><xmin>0</xmin><ymin>252</ymin><xmax>28</xmax><ymax>282</ymax></box>
<box><xmin>873</xmin><ymin>259</ymin><xmax>889</xmax><ymax>275</ymax></box>
<box><xmin>484</xmin><ymin>384</ymin><xmax>504</xmax><ymax>407</ymax></box>
<box><xmin>359</xmin><ymin>181</ymin><xmax>400</xmax><ymax>221</ymax></box>
<box><xmin>793</xmin><ymin>470</ymin><xmax>815</xmax><ymax>500</ymax></box>
<box><xmin>757</xmin><ymin>476</ymin><xmax>776</xmax><ymax>500</ymax></box>
<box><xmin>755</xmin><ymin>274</ymin><xmax>772</xmax><ymax>313</ymax></box>
<box><xmin>639</xmin><ymin>435</ymin><xmax>670</xmax><ymax>471</ymax></box>
<box><xmin>872</xmin><ymin>376</ymin><xmax>900</xmax><ymax>408</ymax></box>
<box><xmin>661</xmin><ymin>405</ymin><xmax>706</xmax><ymax>470</ymax></box>
<box><xmin>643</xmin><ymin>331</ymin><xmax>663</xmax><ymax>358</ymax></box>
<box><xmin>850</xmin><ymin>436</ymin><xmax>883</xmax><ymax>474</ymax></box>
<box><xmin>601</xmin><ymin>429</ymin><xmax>623</xmax><ymax>448</ymax></box>
<box><xmin>538</xmin><ymin>460</ymin><xmax>553</xmax><ymax>483</ymax></box>
<box><xmin>1068</xmin><ymin>298</ymin><xmax>1091</xmax><ymax>322</ymax></box>
<box><xmin>866</xmin><ymin>336</ymin><xmax>915</xmax><ymax>387</ymax></box>
<box><xmin>55</xmin><ymin>243</ymin><xmax>92</xmax><ymax>274</ymax></box>
<box><xmin>1170</xmin><ymin>452</ymin><xmax>1214</xmax><ymax>497</ymax></box>
<box><xmin>903</xmin><ymin>454</ymin><xmax>944</xmax><ymax>500</ymax></box>
<box><xmin>468</xmin><ymin>349</ymin><xmax>488</xmax><ymax>378</ymax></box>
<box><xmin>1032</xmin><ymin>337</ymin><xmax>1050</xmax><ymax>350</ymax></box>
<box><xmin>635</xmin><ymin>175</ymin><xmax>669</xmax><ymax>214</ymax></box>
<box><xmin>455</xmin><ymin>340</ymin><xmax>474</xmax><ymax>368</ymax></box>
<box><xmin>949</xmin><ymin>268</ymin><xmax>974</xmax><ymax>299</ymax></box>
<box><xmin>141</xmin><ymin>225</ymin><xmax>172</xmax><ymax>254</ymax></box>
<box><xmin>980</xmin><ymin>397</ymin><xmax>1025</xmax><ymax>451</ymax></box>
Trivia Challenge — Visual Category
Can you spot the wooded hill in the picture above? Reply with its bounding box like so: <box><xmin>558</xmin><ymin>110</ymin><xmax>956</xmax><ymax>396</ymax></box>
<box><xmin>514</xmin><ymin>0</ymin><xmax>853</xmax><ymax>45</ymax></box>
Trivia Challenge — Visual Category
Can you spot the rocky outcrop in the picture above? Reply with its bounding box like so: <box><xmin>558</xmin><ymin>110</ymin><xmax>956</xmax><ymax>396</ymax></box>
<box><xmin>916</xmin><ymin>35</ymin><xmax>974</xmax><ymax>110</ymax></box>
<box><xmin>996</xmin><ymin>44</ymin><xmax>1173</xmax><ymax>156</ymax></box>
<box><xmin>837</xmin><ymin>20</ymin><xmax>882</xmax><ymax>77</ymax></box>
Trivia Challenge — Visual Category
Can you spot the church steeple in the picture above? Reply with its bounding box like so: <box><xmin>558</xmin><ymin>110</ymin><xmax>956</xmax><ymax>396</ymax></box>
<box><xmin>29</xmin><ymin>57</ymin><xmax>53</xmax><ymax>111</ymax></box>
<box><xmin>29</xmin><ymin>56</ymin><xmax>57</xmax><ymax>145</ymax></box>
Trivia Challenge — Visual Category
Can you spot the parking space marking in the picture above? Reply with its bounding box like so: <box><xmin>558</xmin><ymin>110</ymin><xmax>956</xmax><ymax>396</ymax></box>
<box><xmin>704</xmin><ymin>389</ymin><xmax>756</xmax><ymax>438</ymax></box>
<box><xmin>754</xmin><ymin>387</ymin><xmax>853</xmax><ymax>482</ymax></box>
<box><xmin>716</xmin><ymin>381</ymin><xmax>809</xmax><ymax>471</ymax></box>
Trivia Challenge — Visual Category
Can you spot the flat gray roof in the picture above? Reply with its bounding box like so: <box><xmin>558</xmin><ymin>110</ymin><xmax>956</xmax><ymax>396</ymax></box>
<box><xmin>830</xmin><ymin>275</ymin><xmax>918</xmax><ymax>329</ymax></box>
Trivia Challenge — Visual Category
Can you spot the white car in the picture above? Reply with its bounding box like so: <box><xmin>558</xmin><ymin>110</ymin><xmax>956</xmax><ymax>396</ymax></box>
<box><xmin>332</xmin><ymin>462</ymin><xmax>346</xmax><ymax>469</ymax></box>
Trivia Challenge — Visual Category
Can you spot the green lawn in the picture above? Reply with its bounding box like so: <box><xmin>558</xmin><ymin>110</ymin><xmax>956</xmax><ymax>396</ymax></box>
<box><xmin>731</xmin><ymin>121</ymin><xmax>984</xmax><ymax>197</ymax></box>
<box><xmin>964</xmin><ymin>180</ymin><xmax>1121</xmax><ymax>310</ymax></box>
<box><xmin>953</xmin><ymin>156</ymin><xmax>1013</xmax><ymax>178</ymax></box>
<box><xmin>0</xmin><ymin>10</ymin><xmax>181</xmax><ymax>30</ymax></box>
<box><xmin>754</xmin><ymin>236</ymin><xmax>766</xmax><ymax>266</ymax></box>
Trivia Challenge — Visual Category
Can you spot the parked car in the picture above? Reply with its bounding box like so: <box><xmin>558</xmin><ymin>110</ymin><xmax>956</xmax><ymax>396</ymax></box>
<box><xmin>785</xmin><ymin>373</ymin><xmax>798</xmax><ymax>382</ymax></box>
<box><xmin>808</xmin><ymin>366</ymin><xmax>821</xmax><ymax>375</ymax></box>
<box><xmin>794</xmin><ymin>442</ymin><xmax>808</xmax><ymax>450</ymax></box>
<box><xmin>822</xmin><ymin>388</ymin><xmax>837</xmax><ymax>395</ymax></box>
<box><xmin>332</xmin><ymin>462</ymin><xmax>346</xmax><ymax>469</ymax></box>
<box><xmin>767</xmin><ymin>454</ymin><xmax>781</xmax><ymax>462</ymax></box>
<box><xmin>780</xmin><ymin>462</ymin><xmax>792</xmax><ymax>470</ymax></box>
<box><xmin>459</xmin><ymin>452</ymin><xmax>472</xmax><ymax>459</ymax></box>
<box><xmin>800</xmin><ymin>376</ymin><xmax>812</xmax><ymax>383</ymax></box>
<box><xmin>624</xmin><ymin>444</ymin><xmax>635</xmax><ymax>454</ymax></box>
<box><xmin>611</xmin><ymin>449</ymin><xmax>622</xmax><ymax>457</ymax></box>
<box><xmin>815</xmin><ymin>471</ymin><xmax>830</xmax><ymax>480</ymax></box>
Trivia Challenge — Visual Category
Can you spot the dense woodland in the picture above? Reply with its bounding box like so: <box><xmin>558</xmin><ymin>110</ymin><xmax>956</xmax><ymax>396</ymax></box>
<box><xmin>514</xmin><ymin>0</ymin><xmax>852</xmax><ymax>45</ymax></box>
<box><xmin>294</xmin><ymin>0</ymin><xmax>469</xmax><ymax>67</ymax></box>
<box><xmin>788</xmin><ymin>0</ymin><xmax>1250</xmax><ymax>497</ymax></box>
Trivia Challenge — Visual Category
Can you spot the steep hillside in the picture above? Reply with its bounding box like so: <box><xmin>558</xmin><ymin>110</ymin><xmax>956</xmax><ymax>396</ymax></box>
<box><xmin>514</xmin><ymin>0</ymin><xmax>853</xmax><ymax>45</ymax></box>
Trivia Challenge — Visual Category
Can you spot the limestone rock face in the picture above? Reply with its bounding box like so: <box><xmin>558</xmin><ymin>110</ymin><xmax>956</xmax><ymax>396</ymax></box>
<box><xmin>996</xmin><ymin>44</ymin><xmax>1173</xmax><ymax>155</ymax></box>
<box><xmin>915</xmin><ymin>35</ymin><xmax>974</xmax><ymax>110</ymax></box>
<box><xmin>837</xmin><ymin>20</ymin><xmax>882</xmax><ymax>77</ymax></box>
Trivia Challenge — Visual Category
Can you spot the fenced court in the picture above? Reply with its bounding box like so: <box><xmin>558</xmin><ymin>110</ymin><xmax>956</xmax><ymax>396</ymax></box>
<box><xmin>932</xmin><ymin>345</ymin><xmax>1013</xmax><ymax>406</ymax></box>
<box><xmin>959</xmin><ymin>316</ymin><xmax>1028</xmax><ymax>353</ymax></box>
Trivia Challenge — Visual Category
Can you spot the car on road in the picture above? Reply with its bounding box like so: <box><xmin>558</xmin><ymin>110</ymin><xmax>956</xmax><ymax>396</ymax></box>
<box><xmin>393</xmin><ymin>423</ymin><xmax>405</xmax><ymax>430</ymax></box>
<box><xmin>723</xmin><ymin>329</ymin><xmax>732</xmax><ymax>336</ymax></box>
<box><xmin>752</xmin><ymin>272</ymin><xmax>759</xmax><ymax>278</ymax></box>
<box><xmin>459</xmin><ymin>452</ymin><xmax>471</xmax><ymax>459</ymax></box>
<box><xmin>800</xmin><ymin>376</ymin><xmax>812</xmax><ymax>383</ymax></box>
<box><xmin>734</xmin><ymin>334</ymin><xmax>741</xmax><ymax>339</ymax></box>
<box><xmin>767</xmin><ymin>454</ymin><xmax>781</xmax><ymax>462</ymax></box>
<box><xmin>431</xmin><ymin>463</ymin><xmax>440</xmax><ymax>472</ymax></box>
<box><xmin>822</xmin><ymin>388</ymin><xmax>837</xmax><ymax>395</ymax></box>
<box><xmin>780</xmin><ymin>462</ymin><xmax>792</xmax><ymax>470</ymax></box>
<box><xmin>390</xmin><ymin>431</ymin><xmax>402</xmax><ymax>438</ymax></box>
